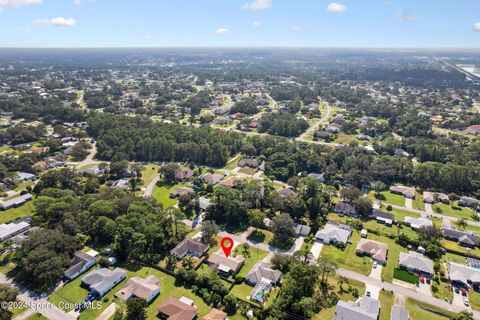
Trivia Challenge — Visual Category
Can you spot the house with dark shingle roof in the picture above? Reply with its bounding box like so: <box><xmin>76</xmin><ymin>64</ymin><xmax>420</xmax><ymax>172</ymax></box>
<box><xmin>174</xmin><ymin>169</ymin><xmax>195</xmax><ymax>181</ymax></box>
<box><xmin>64</xmin><ymin>251</ymin><xmax>96</xmax><ymax>281</ymax></box>
<box><xmin>370</xmin><ymin>209</ymin><xmax>394</xmax><ymax>226</ymax></box>
<box><xmin>170</xmin><ymin>238</ymin><xmax>209</xmax><ymax>259</ymax></box>
<box><xmin>334</xmin><ymin>202</ymin><xmax>357</xmax><ymax>216</ymax></box>
<box><xmin>443</xmin><ymin>227</ymin><xmax>480</xmax><ymax>248</ymax></box>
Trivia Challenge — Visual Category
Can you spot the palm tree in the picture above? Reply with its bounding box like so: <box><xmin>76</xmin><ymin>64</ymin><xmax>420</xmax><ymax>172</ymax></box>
<box><xmin>318</xmin><ymin>258</ymin><xmax>337</xmax><ymax>287</ymax></box>
<box><xmin>182</xmin><ymin>256</ymin><xmax>194</xmax><ymax>270</ymax></box>
<box><xmin>457</xmin><ymin>218</ymin><xmax>467</xmax><ymax>230</ymax></box>
<box><xmin>337</xmin><ymin>276</ymin><xmax>349</xmax><ymax>293</ymax></box>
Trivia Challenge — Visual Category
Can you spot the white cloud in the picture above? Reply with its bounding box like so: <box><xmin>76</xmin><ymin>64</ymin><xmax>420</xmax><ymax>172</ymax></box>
<box><xmin>242</xmin><ymin>0</ymin><xmax>271</xmax><ymax>11</ymax></box>
<box><xmin>397</xmin><ymin>11</ymin><xmax>418</xmax><ymax>22</ymax></box>
<box><xmin>474</xmin><ymin>22</ymin><xmax>480</xmax><ymax>32</ymax></box>
<box><xmin>291</xmin><ymin>26</ymin><xmax>302</xmax><ymax>33</ymax></box>
<box><xmin>252</xmin><ymin>21</ymin><xmax>262</xmax><ymax>28</ymax></box>
<box><xmin>34</xmin><ymin>17</ymin><xmax>76</xmax><ymax>27</ymax></box>
<box><xmin>326</xmin><ymin>2</ymin><xmax>347</xmax><ymax>13</ymax></box>
<box><xmin>0</xmin><ymin>0</ymin><xmax>42</xmax><ymax>9</ymax></box>
<box><xmin>73</xmin><ymin>0</ymin><xmax>95</xmax><ymax>5</ymax></box>
<box><xmin>215</xmin><ymin>28</ymin><xmax>230</xmax><ymax>36</ymax></box>
<box><xmin>144</xmin><ymin>34</ymin><xmax>153</xmax><ymax>40</ymax></box>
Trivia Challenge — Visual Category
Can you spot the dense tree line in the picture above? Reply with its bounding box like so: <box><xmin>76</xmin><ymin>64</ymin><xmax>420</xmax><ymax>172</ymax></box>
<box><xmin>258</xmin><ymin>112</ymin><xmax>309</xmax><ymax>137</ymax></box>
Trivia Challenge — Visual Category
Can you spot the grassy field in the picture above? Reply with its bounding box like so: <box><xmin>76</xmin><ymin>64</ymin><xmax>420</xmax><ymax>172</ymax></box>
<box><xmin>393</xmin><ymin>268</ymin><xmax>419</xmax><ymax>284</ymax></box>
<box><xmin>140</xmin><ymin>165</ymin><xmax>159</xmax><ymax>186</ymax></box>
<box><xmin>320</xmin><ymin>230</ymin><xmax>372</xmax><ymax>276</ymax></box>
<box><xmin>433</xmin><ymin>202</ymin><xmax>476</xmax><ymax>221</ymax></box>
<box><xmin>238</xmin><ymin>167</ymin><xmax>257</xmax><ymax>175</ymax></box>
<box><xmin>334</xmin><ymin>133</ymin><xmax>359</xmax><ymax>145</ymax></box>
<box><xmin>413</xmin><ymin>193</ymin><xmax>425</xmax><ymax>210</ymax></box>
<box><xmin>246</xmin><ymin>229</ymin><xmax>273</xmax><ymax>245</ymax></box>
<box><xmin>379</xmin><ymin>290</ymin><xmax>394</xmax><ymax>320</ymax></box>
<box><xmin>13</xmin><ymin>181</ymin><xmax>36</xmax><ymax>192</ymax></box>
<box><xmin>315</xmin><ymin>274</ymin><xmax>366</xmax><ymax>319</ymax></box>
<box><xmin>390</xmin><ymin>208</ymin><xmax>420</xmax><ymax>221</ymax></box>
<box><xmin>442</xmin><ymin>239</ymin><xmax>480</xmax><ymax>257</ymax></box>
<box><xmin>25</xmin><ymin>314</ymin><xmax>48</xmax><ymax>320</ymax></box>
<box><xmin>233</xmin><ymin>245</ymin><xmax>268</xmax><ymax>278</ymax></box>
<box><xmin>151</xmin><ymin>182</ymin><xmax>186</xmax><ymax>209</ymax></box>
<box><xmin>405</xmin><ymin>298</ymin><xmax>457</xmax><ymax>320</ymax></box>
<box><xmin>0</xmin><ymin>201</ymin><xmax>35</xmax><ymax>224</ymax></box>
<box><xmin>368</xmin><ymin>191</ymin><xmax>405</xmax><ymax>207</ymax></box>
<box><xmin>469</xmin><ymin>290</ymin><xmax>480</xmax><ymax>311</ymax></box>
<box><xmin>0</xmin><ymin>252</ymin><xmax>16</xmax><ymax>274</ymax></box>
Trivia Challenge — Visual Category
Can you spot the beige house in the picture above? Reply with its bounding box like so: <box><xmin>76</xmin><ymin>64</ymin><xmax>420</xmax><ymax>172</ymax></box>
<box><xmin>115</xmin><ymin>275</ymin><xmax>160</xmax><ymax>303</ymax></box>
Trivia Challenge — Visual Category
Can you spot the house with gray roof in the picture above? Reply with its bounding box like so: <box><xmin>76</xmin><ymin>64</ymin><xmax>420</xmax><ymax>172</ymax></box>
<box><xmin>370</xmin><ymin>209</ymin><xmax>394</xmax><ymax>226</ymax></box>
<box><xmin>315</xmin><ymin>222</ymin><xmax>352</xmax><ymax>245</ymax></box>
<box><xmin>404</xmin><ymin>217</ymin><xmax>433</xmax><ymax>230</ymax></box>
<box><xmin>356</xmin><ymin>239</ymin><xmax>388</xmax><ymax>265</ymax></box>
<box><xmin>81</xmin><ymin>268</ymin><xmax>127</xmax><ymax>297</ymax></box>
<box><xmin>170</xmin><ymin>238</ymin><xmax>208</xmax><ymax>259</ymax></box>
<box><xmin>0</xmin><ymin>221</ymin><xmax>30</xmax><ymax>242</ymax></box>
<box><xmin>459</xmin><ymin>196</ymin><xmax>479</xmax><ymax>208</ymax></box>
<box><xmin>399</xmin><ymin>251</ymin><xmax>434</xmax><ymax>278</ymax></box>
<box><xmin>389</xmin><ymin>186</ymin><xmax>415</xmax><ymax>199</ymax></box>
<box><xmin>334</xmin><ymin>202</ymin><xmax>357</xmax><ymax>216</ymax></box>
<box><xmin>334</xmin><ymin>296</ymin><xmax>380</xmax><ymax>320</ymax></box>
<box><xmin>64</xmin><ymin>251</ymin><xmax>96</xmax><ymax>281</ymax></box>
<box><xmin>200</xmin><ymin>172</ymin><xmax>224</xmax><ymax>185</ymax></box>
<box><xmin>449</xmin><ymin>262</ymin><xmax>480</xmax><ymax>290</ymax></box>
<box><xmin>245</xmin><ymin>262</ymin><xmax>282</xmax><ymax>286</ymax></box>
<box><xmin>293</xmin><ymin>223</ymin><xmax>311</xmax><ymax>237</ymax></box>
<box><xmin>0</xmin><ymin>193</ymin><xmax>33</xmax><ymax>210</ymax></box>
<box><xmin>443</xmin><ymin>227</ymin><xmax>480</xmax><ymax>248</ymax></box>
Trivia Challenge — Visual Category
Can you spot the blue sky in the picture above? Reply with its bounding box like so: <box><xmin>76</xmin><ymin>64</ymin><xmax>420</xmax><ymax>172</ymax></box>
<box><xmin>0</xmin><ymin>0</ymin><xmax>479</xmax><ymax>48</ymax></box>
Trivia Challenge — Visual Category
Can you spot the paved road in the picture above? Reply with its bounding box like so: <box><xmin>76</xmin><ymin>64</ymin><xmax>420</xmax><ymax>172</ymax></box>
<box><xmin>297</xmin><ymin>102</ymin><xmax>332</xmax><ymax>141</ymax></box>
<box><xmin>73</xmin><ymin>142</ymin><xmax>105</xmax><ymax>170</ymax></box>
<box><xmin>143</xmin><ymin>174</ymin><xmax>160</xmax><ymax>197</ymax></box>
<box><xmin>337</xmin><ymin>268</ymin><xmax>480</xmax><ymax>319</ymax></box>
<box><xmin>0</xmin><ymin>274</ymin><xmax>76</xmax><ymax>320</ymax></box>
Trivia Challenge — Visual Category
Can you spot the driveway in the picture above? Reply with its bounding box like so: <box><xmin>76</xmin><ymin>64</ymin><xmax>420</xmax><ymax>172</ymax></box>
<box><xmin>425</xmin><ymin>203</ymin><xmax>433</xmax><ymax>214</ymax></box>
<box><xmin>365</xmin><ymin>284</ymin><xmax>381</xmax><ymax>300</ymax></box>
<box><xmin>417</xmin><ymin>281</ymin><xmax>432</xmax><ymax>296</ymax></box>
<box><xmin>143</xmin><ymin>174</ymin><xmax>160</xmax><ymax>197</ymax></box>
<box><xmin>310</xmin><ymin>241</ymin><xmax>323</xmax><ymax>260</ymax></box>
<box><xmin>369</xmin><ymin>264</ymin><xmax>382</xmax><ymax>280</ymax></box>
<box><xmin>452</xmin><ymin>289</ymin><xmax>465</xmax><ymax>307</ymax></box>
<box><xmin>405</xmin><ymin>198</ymin><xmax>413</xmax><ymax>210</ymax></box>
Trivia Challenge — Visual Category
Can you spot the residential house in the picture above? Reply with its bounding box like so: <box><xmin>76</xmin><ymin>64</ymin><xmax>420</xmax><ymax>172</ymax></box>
<box><xmin>356</xmin><ymin>239</ymin><xmax>388</xmax><ymax>265</ymax></box>
<box><xmin>443</xmin><ymin>227</ymin><xmax>480</xmax><ymax>248</ymax></box>
<box><xmin>307</xmin><ymin>173</ymin><xmax>325</xmax><ymax>183</ymax></box>
<box><xmin>199</xmin><ymin>197</ymin><xmax>211</xmax><ymax>212</ymax></box>
<box><xmin>64</xmin><ymin>251</ymin><xmax>96</xmax><ymax>281</ymax></box>
<box><xmin>220</xmin><ymin>176</ymin><xmax>245</xmax><ymax>188</ymax></box>
<box><xmin>398</xmin><ymin>251</ymin><xmax>433</xmax><ymax>278</ymax></box>
<box><xmin>81</xmin><ymin>268</ymin><xmax>127</xmax><ymax>297</ymax></box>
<box><xmin>334</xmin><ymin>296</ymin><xmax>380</xmax><ymax>320</ymax></box>
<box><xmin>12</xmin><ymin>172</ymin><xmax>35</xmax><ymax>184</ymax></box>
<box><xmin>208</xmin><ymin>250</ymin><xmax>245</xmax><ymax>276</ymax></box>
<box><xmin>0</xmin><ymin>221</ymin><xmax>30</xmax><ymax>242</ymax></box>
<box><xmin>170</xmin><ymin>238</ymin><xmax>209</xmax><ymax>259</ymax></box>
<box><xmin>245</xmin><ymin>262</ymin><xmax>282</xmax><ymax>286</ymax></box>
<box><xmin>278</xmin><ymin>188</ymin><xmax>297</xmax><ymax>198</ymax></box>
<box><xmin>404</xmin><ymin>217</ymin><xmax>433</xmax><ymax>230</ymax></box>
<box><xmin>202</xmin><ymin>308</ymin><xmax>227</xmax><ymax>320</ymax></box>
<box><xmin>201</xmin><ymin>172</ymin><xmax>224</xmax><ymax>185</ymax></box>
<box><xmin>449</xmin><ymin>262</ymin><xmax>480</xmax><ymax>290</ymax></box>
<box><xmin>370</xmin><ymin>209</ymin><xmax>394</xmax><ymax>226</ymax></box>
<box><xmin>169</xmin><ymin>187</ymin><xmax>194</xmax><ymax>198</ymax></box>
<box><xmin>0</xmin><ymin>193</ymin><xmax>33</xmax><ymax>210</ymax></box>
<box><xmin>157</xmin><ymin>297</ymin><xmax>197</xmax><ymax>320</ymax></box>
<box><xmin>334</xmin><ymin>202</ymin><xmax>357</xmax><ymax>216</ymax></box>
<box><xmin>175</xmin><ymin>169</ymin><xmax>195</xmax><ymax>181</ymax></box>
<box><xmin>293</xmin><ymin>223</ymin><xmax>311</xmax><ymax>237</ymax></box>
<box><xmin>115</xmin><ymin>275</ymin><xmax>160</xmax><ymax>303</ymax></box>
<box><xmin>423</xmin><ymin>191</ymin><xmax>449</xmax><ymax>204</ymax></box>
<box><xmin>238</xmin><ymin>157</ymin><xmax>259</xmax><ymax>169</ymax></box>
<box><xmin>315</xmin><ymin>222</ymin><xmax>352</xmax><ymax>245</ymax></box>
<box><xmin>326</xmin><ymin>123</ymin><xmax>342</xmax><ymax>134</ymax></box>
<box><xmin>389</xmin><ymin>186</ymin><xmax>415</xmax><ymax>199</ymax></box>
<box><xmin>459</xmin><ymin>196</ymin><xmax>479</xmax><ymax>208</ymax></box>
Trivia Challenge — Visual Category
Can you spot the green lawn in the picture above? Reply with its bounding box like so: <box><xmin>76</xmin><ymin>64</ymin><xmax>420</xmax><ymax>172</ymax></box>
<box><xmin>0</xmin><ymin>252</ymin><xmax>16</xmax><ymax>275</ymax></box>
<box><xmin>0</xmin><ymin>201</ymin><xmax>35</xmax><ymax>224</ymax></box>
<box><xmin>469</xmin><ymin>290</ymin><xmax>480</xmax><ymax>312</ymax></box>
<box><xmin>26</xmin><ymin>314</ymin><xmax>48</xmax><ymax>320</ymax></box>
<box><xmin>246</xmin><ymin>229</ymin><xmax>273</xmax><ymax>245</ymax></box>
<box><xmin>413</xmin><ymin>193</ymin><xmax>425</xmax><ymax>210</ymax></box>
<box><xmin>140</xmin><ymin>165</ymin><xmax>159</xmax><ymax>186</ymax></box>
<box><xmin>13</xmin><ymin>181</ymin><xmax>36</xmax><ymax>192</ymax></box>
<box><xmin>151</xmin><ymin>182</ymin><xmax>186</xmax><ymax>209</ymax></box>
<box><xmin>390</xmin><ymin>208</ymin><xmax>420</xmax><ymax>221</ymax></box>
<box><xmin>233</xmin><ymin>245</ymin><xmax>268</xmax><ymax>278</ymax></box>
<box><xmin>379</xmin><ymin>290</ymin><xmax>394</xmax><ymax>320</ymax></box>
<box><xmin>320</xmin><ymin>230</ymin><xmax>372</xmax><ymax>276</ymax></box>
<box><xmin>334</xmin><ymin>133</ymin><xmax>359</xmax><ymax>145</ymax></box>
<box><xmin>393</xmin><ymin>268</ymin><xmax>419</xmax><ymax>284</ymax></box>
<box><xmin>315</xmin><ymin>274</ymin><xmax>366</xmax><ymax>319</ymax></box>
<box><xmin>368</xmin><ymin>191</ymin><xmax>405</xmax><ymax>207</ymax></box>
<box><xmin>442</xmin><ymin>239</ymin><xmax>480</xmax><ymax>257</ymax></box>
<box><xmin>405</xmin><ymin>298</ymin><xmax>457</xmax><ymax>320</ymax></box>
<box><xmin>238</xmin><ymin>167</ymin><xmax>257</xmax><ymax>175</ymax></box>
<box><xmin>433</xmin><ymin>202</ymin><xmax>476</xmax><ymax>221</ymax></box>
<box><xmin>230</xmin><ymin>283</ymin><xmax>278</xmax><ymax>308</ymax></box>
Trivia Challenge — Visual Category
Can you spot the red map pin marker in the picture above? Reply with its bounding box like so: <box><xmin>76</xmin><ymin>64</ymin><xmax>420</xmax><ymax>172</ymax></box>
<box><xmin>220</xmin><ymin>237</ymin><xmax>234</xmax><ymax>257</ymax></box>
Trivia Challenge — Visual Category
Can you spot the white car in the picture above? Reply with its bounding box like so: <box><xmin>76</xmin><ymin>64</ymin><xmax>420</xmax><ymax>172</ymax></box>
<box><xmin>464</xmin><ymin>297</ymin><xmax>470</xmax><ymax>307</ymax></box>
<box><xmin>373</xmin><ymin>261</ymin><xmax>378</xmax><ymax>269</ymax></box>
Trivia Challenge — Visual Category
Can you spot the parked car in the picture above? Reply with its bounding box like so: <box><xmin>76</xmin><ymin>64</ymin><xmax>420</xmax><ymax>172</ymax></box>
<box><xmin>373</xmin><ymin>261</ymin><xmax>377</xmax><ymax>269</ymax></box>
<box><xmin>366</xmin><ymin>291</ymin><xmax>371</xmax><ymax>297</ymax></box>
<box><xmin>464</xmin><ymin>297</ymin><xmax>470</xmax><ymax>307</ymax></box>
